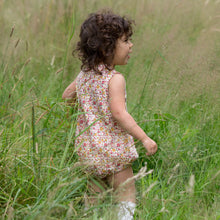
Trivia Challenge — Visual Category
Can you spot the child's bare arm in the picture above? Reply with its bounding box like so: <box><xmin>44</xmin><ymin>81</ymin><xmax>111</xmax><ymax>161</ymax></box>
<box><xmin>62</xmin><ymin>78</ymin><xmax>77</xmax><ymax>103</ymax></box>
<box><xmin>109</xmin><ymin>74</ymin><xmax>157</xmax><ymax>156</ymax></box>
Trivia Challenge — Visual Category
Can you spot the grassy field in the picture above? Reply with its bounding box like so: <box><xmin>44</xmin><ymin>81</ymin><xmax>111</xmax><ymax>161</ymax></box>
<box><xmin>0</xmin><ymin>0</ymin><xmax>219</xmax><ymax>219</ymax></box>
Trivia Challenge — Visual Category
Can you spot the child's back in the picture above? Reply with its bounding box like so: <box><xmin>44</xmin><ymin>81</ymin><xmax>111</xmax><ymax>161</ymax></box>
<box><xmin>75</xmin><ymin>64</ymin><xmax>138</xmax><ymax>178</ymax></box>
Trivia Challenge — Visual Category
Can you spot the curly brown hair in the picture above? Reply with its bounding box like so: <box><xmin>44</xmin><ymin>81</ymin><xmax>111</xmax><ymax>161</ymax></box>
<box><xmin>75</xmin><ymin>9</ymin><xmax>134</xmax><ymax>73</ymax></box>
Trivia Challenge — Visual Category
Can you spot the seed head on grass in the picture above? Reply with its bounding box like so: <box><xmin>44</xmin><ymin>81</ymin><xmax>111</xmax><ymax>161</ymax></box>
<box><xmin>50</xmin><ymin>55</ymin><xmax>55</xmax><ymax>66</ymax></box>
<box><xmin>14</xmin><ymin>39</ymin><xmax>20</xmax><ymax>48</ymax></box>
<box><xmin>167</xmin><ymin>163</ymin><xmax>180</xmax><ymax>184</ymax></box>
<box><xmin>186</xmin><ymin>174</ymin><xmax>195</xmax><ymax>195</ymax></box>
<box><xmin>24</xmin><ymin>57</ymin><xmax>31</xmax><ymax>66</ymax></box>
<box><xmin>10</xmin><ymin>25</ymin><xmax>15</xmax><ymax>38</ymax></box>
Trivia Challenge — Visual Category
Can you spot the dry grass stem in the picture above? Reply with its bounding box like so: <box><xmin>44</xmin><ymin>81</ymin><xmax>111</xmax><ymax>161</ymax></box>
<box><xmin>10</xmin><ymin>74</ymin><xmax>24</xmax><ymax>94</ymax></box>
<box><xmin>211</xmin><ymin>170</ymin><xmax>220</xmax><ymax>181</ymax></box>
<box><xmin>142</xmin><ymin>181</ymin><xmax>159</xmax><ymax>197</ymax></box>
<box><xmin>118</xmin><ymin>166</ymin><xmax>154</xmax><ymax>192</ymax></box>
<box><xmin>55</xmin><ymin>67</ymin><xmax>64</xmax><ymax>74</ymax></box>
<box><xmin>35</xmin><ymin>142</ymin><xmax>38</xmax><ymax>154</ymax></box>
<box><xmin>0</xmin><ymin>129</ymin><xmax>4</xmax><ymax>136</ymax></box>
<box><xmin>50</xmin><ymin>55</ymin><xmax>55</xmax><ymax>66</ymax></box>
<box><xmin>6</xmin><ymin>206</ymin><xmax>14</xmax><ymax>220</ymax></box>
<box><xmin>159</xmin><ymin>206</ymin><xmax>169</xmax><ymax>214</ymax></box>
<box><xmin>35</xmin><ymin>110</ymin><xmax>49</xmax><ymax>124</ymax></box>
<box><xmin>66</xmin><ymin>201</ymin><xmax>77</xmax><ymax>218</ymax></box>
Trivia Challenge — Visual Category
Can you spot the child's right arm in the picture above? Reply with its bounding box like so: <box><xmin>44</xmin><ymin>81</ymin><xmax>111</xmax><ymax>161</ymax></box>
<box><xmin>109</xmin><ymin>74</ymin><xmax>157</xmax><ymax>156</ymax></box>
<box><xmin>62</xmin><ymin>78</ymin><xmax>77</xmax><ymax>103</ymax></box>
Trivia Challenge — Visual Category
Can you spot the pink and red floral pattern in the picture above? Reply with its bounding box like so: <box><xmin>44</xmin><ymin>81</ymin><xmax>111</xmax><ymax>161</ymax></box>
<box><xmin>75</xmin><ymin>64</ymin><xmax>138</xmax><ymax>178</ymax></box>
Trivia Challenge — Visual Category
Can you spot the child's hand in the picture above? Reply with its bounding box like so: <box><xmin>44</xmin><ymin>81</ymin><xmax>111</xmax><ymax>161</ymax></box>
<box><xmin>142</xmin><ymin>138</ymin><xmax>158</xmax><ymax>156</ymax></box>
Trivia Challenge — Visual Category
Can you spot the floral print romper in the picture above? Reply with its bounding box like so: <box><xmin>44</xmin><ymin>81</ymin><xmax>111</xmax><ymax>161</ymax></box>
<box><xmin>75</xmin><ymin>64</ymin><xmax>138</xmax><ymax>178</ymax></box>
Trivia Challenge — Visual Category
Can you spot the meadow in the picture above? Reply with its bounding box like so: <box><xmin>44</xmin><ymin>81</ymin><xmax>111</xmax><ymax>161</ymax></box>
<box><xmin>0</xmin><ymin>0</ymin><xmax>219</xmax><ymax>219</ymax></box>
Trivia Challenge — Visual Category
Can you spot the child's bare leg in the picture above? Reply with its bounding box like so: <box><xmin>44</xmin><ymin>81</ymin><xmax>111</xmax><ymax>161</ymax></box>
<box><xmin>106</xmin><ymin>166</ymin><xmax>136</xmax><ymax>219</ymax></box>
<box><xmin>107</xmin><ymin>166</ymin><xmax>136</xmax><ymax>203</ymax></box>
<box><xmin>86</xmin><ymin>177</ymin><xmax>107</xmax><ymax>207</ymax></box>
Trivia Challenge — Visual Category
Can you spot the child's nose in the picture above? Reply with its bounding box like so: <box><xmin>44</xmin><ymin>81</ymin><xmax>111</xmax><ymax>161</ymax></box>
<box><xmin>129</xmin><ymin>41</ymin><xmax>133</xmax><ymax>47</ymax></box>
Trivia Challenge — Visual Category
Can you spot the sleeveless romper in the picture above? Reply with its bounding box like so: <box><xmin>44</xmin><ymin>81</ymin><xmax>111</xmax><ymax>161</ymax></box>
<box><xmin>75</xmin><ymin>64</ymin><xmax>138</xmax><ymax>178</ymax></box>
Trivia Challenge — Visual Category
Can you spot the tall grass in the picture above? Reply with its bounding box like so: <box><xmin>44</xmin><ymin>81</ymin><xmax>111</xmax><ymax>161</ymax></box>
<box><xmin>0</xmin><ymin>0</ymin><xmax>219</xmax><ymax>219</ymax></box>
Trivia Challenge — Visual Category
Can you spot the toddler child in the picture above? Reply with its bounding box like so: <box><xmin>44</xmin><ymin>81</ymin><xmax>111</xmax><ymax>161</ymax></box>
<box><xmin>62</xmin><ymin>9</ymin><xmax>157</xmax><ymax>220</ymax></box>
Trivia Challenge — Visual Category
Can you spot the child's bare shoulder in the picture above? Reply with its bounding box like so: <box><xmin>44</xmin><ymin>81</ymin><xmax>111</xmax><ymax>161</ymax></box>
<box><xmin>111</xmin><ymin>71</ymin><xmax>125</xmax><ymax>80</ymax></box>
<box><xmin>109</xmin><ymin>71</ymin><xmax>126</xmax><ymax>88</ymax></box>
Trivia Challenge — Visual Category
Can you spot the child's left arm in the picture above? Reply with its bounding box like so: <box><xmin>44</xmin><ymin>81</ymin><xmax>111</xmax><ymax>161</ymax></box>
<box><xmin>62</xmin><ymin>78</ymin><xmax>77</xmax><ymax>103</ymax></box>
<box><xmin>109</xmin><ymin>74</ymin><xmax>157</xmax><ymax>156</ymax></box>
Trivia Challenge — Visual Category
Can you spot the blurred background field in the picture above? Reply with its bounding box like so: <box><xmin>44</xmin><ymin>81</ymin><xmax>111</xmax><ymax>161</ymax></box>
<box><xmin>0</xmin><ymin>0</ymin><xmax>219</xmax><ymax>219</ymax></box>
